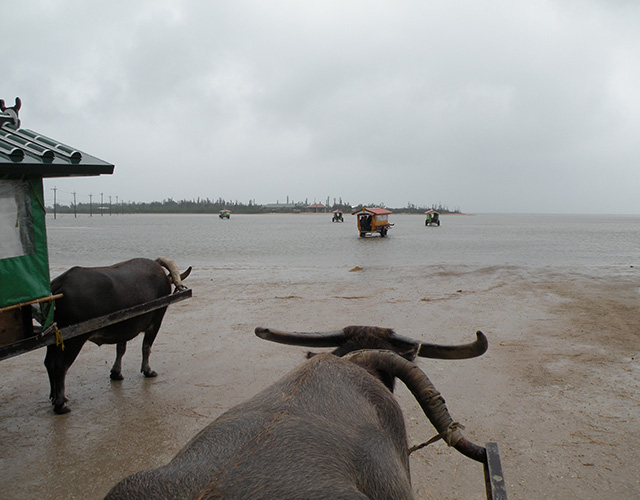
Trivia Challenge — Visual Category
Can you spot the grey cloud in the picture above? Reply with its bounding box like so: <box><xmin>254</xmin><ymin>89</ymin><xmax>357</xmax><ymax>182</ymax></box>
<box><xmin>2</xmin><ymin>0</ymin><xmax>639</xmax><ymax>213</ymax></box>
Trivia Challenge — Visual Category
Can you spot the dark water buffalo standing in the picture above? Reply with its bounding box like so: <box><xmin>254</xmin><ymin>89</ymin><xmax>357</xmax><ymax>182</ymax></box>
<box><xmin>104</xmin><ymin>326</ymin><xmax>488</xmax><ymax>500</ymax></box>
<box><xmin>45</xmin><ymin>257</ymin><xmax>191</xmax><ymax>414</ymax></box>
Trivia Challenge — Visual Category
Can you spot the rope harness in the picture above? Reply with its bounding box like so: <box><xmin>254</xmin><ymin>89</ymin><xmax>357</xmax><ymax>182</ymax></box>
<box><xmin>408</xmin><ymin>421</ymin><xmax>466</xmax><ymax>455</ymax></box>
<box><xmin>53</xmin><ymin>323</ymin><xmax>65</xmax><ymax>350</ymax></box>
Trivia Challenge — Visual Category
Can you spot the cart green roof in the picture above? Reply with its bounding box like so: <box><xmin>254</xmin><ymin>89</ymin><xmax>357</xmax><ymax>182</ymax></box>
<box><xmin>0</xmin><ymin>98</ymin><xmax>114</xmax><ymax>179</ymax></box>
<box><xmin>1</xmin><ymin>97</ymin><xmax>114</xmax><ymax>309</ymax></box>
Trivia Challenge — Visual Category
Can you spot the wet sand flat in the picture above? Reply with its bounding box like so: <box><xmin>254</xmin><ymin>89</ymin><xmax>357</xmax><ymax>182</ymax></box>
<box><xmin>1</xmin><ymin>264</ymin><xmax>639</xmax><ymax>499</ymax></box>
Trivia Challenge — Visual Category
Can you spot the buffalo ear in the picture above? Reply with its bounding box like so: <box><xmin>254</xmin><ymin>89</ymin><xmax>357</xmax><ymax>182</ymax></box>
<box><xmin>397</xmin><ymin>345</ymin><xmax>419</xmax><ymax>361</ymax></box>
<box><xmin>388</xmin><ymin>336</ymin><xmax>420</xmax><ymax>360</ymax></box>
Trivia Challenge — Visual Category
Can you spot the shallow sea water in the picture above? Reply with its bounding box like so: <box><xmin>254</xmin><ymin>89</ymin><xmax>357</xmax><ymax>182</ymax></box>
<box><xmin>46</xmin><ymin>212</ymin><xmax>640</xmax><ymax>278</ymax></box>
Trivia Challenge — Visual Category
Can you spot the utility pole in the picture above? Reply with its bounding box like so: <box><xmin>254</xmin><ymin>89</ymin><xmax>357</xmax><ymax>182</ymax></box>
<box><xmin>72</xmin><ymin>192</ymin><xmax>77</xmax><ymax>218</ymax></box>
<box><xmin>89</xmin><ymin>193</ymin><xmax>93</xmax><ymax>217</ymax></box>
<box><xmin>109</xmin><ymin>196</ymin><xmax>112</xmax><ymax>216</ymax></box>
<box><xmin>51</xmin><ymin>186</ymin><xmax>57</xmax><ymax>219</ymax></box>
<box><xmin>101</xmin><ymin>193</ymin><xmax>104</xmax><ymax>216</ymax></box>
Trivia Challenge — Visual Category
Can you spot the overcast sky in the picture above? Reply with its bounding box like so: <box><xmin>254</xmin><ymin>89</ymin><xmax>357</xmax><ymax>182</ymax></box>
<box><xmin>4</xmin><ymin>0</ymin><xmax>640</xmax><ymax>213</ymax></box>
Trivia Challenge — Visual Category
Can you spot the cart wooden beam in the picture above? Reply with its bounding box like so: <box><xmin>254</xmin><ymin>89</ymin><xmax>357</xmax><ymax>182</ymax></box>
<box><xmin>0</xmin><ymin>288</ymin><xmax>192</xmax><ymax>362</ymax></box>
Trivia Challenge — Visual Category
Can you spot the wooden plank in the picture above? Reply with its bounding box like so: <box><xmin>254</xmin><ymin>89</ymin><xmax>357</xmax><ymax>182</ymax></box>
<box><xmin>0</xmin><ymin>289</ymin><xmax>192</xmax><ymax>362</ymax></box>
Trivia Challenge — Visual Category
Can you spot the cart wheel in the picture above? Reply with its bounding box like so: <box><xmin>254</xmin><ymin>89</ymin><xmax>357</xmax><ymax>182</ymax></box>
<box><xmin>360</xmin><ymin>232</ymin><xmax>366</xmax><ymax>238</ymax></box>
<box><xmin>381</xmin><ymin>227</ymin><xmax>387</xmax><ymax>237</ymax></box>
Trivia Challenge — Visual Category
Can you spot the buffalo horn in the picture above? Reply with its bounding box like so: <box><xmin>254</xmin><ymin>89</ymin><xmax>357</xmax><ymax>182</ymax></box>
<box><xmin>415</xmin><ymin>331</ymin><xmax>488</xmax><ymax>359</ymax></box>
<box><xmin>156</xmin><ymin>257</ymin><xmax>188</xmax><ymax>291</ymax></box>
<box><xmin>344</xmin><ymin>349</ymin><xmax>487</xmax><ymax>463</ymax></box>
<box><xmin>180</xmin><ymin>266</ymin><xmax>192</xmax><ymax>281</ymax></box>
<box><xmin>254</xmin><ymin>327</ymin><xmax>347</xmax><ymax>347</ymax></box>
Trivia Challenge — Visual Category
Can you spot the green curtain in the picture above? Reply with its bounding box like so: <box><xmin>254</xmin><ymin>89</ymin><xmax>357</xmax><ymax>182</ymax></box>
<box><xmin>0</xmin><ymin>178</ymin><xmax>51</xmax><ymax>308</ymax></box>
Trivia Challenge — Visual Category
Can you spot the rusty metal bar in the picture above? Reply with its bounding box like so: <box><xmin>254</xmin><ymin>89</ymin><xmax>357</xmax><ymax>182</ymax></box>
<box><xmin>484</xmin><ymin>442</ymin><xmax>508</xmax><ymax>500</ymax></box>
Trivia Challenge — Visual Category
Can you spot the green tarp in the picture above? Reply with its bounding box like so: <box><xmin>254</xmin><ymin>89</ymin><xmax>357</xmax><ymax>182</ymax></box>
<box><xmin>0</xmin><ymin>178</ymin><xmax>50</xmax><ymax>308</ymax></box>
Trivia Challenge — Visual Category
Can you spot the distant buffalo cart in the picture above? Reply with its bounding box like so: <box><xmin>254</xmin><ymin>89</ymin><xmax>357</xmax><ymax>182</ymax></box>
<box><xmin>352</xmin><ymin>206</ymin><xmax>393</xmax><ymax>237</ymax></box>
<box><xmin>0</xmin><ymin>98</ymin><xmax>192</xmax><ymax>413</ymax></box>
<box><xmin>425</xmin><ymin>209</ymin><xmax>441</xmax><ymax>226</ymax></box>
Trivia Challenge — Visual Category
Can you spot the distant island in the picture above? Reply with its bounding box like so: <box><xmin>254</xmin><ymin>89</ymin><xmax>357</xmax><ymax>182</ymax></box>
<box><xmin>47</xmin><ymin>198</ymin><xmax>462</xmax><ymax>216</ymax></box>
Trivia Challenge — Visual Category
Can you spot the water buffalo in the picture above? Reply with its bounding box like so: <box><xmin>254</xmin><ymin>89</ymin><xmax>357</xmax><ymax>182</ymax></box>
<box><xmin>44</xmin><ymin>257</ymin><xmax>191</xmax><ymax>414</ymax></box>
<box><xmin>103</xmin><ymin>326</ymin><xmax>488</xmax><ymax>499</ymax></box>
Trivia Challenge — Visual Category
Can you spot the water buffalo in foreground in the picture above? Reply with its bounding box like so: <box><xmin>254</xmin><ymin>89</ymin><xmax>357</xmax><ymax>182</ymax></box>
<box><xmin>104</xmin><ymin>325</ymin><xmax>489</xmax><ymax>500</ymax></box>
<box><xmin>45</xmin><ymin>257</ymin><xmax>191</xmax><ymax>414</ymax></box>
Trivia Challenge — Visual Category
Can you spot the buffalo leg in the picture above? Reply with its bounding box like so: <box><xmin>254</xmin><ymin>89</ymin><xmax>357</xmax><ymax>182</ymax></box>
<box><xmin>141</xmin><ymin>308</ymin><xmax>167</xmax><ymax>377</ymax></box>
<box><xmin>110</xmin><ymin>342</ymin><xmax>127</xmax><ymax>380</ymax></box>
<box><xmin>141</xmin><ymin>325</ymin><xmax>160</xmax><ymax>378</ymax></box>
<box><xmin>44</xmin><ymin>338</ymin><xmax>87</xmax><ymax>414</ymax></box>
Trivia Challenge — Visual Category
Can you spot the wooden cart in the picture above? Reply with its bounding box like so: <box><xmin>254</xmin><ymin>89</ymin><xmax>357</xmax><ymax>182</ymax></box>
<box><xmin>352</xmin><ymin>207</ymin><xmax>393</xmax><ymax>237</ymax></box>
<box><xmin>425</xmin><ymin>209</ymin><xmax>441</xmax><ymax>226</ymax></box>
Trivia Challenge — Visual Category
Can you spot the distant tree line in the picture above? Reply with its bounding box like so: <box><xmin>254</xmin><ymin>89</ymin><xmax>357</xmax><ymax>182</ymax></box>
<box><xmin>404</xmin><ymin>202</ymin><xmax>461</xmax><ymax>214</ymax></box>
<box><xmin>48</xmin><ymin>197</ymin><xmax>462</xmax><ymax>215</ymax></box>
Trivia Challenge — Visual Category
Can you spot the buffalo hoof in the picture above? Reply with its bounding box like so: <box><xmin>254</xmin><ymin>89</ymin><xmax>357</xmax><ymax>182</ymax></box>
<box><xmin>142</xmin><ymin>369</ymin><xmax>157</xmax><ymax>378</ymax></box>
<box><xmin>54</xmin><ymin>404</ymin><xmax>71</xmax><ymax>415</ymax></box>
<box><xmin>110</xmin><ymin>371</ymin><xmax>124</xmax><ymax>381</ymax></box>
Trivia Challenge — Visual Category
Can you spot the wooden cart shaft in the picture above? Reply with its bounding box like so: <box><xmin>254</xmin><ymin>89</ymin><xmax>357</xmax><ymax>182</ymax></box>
<box><xmin>0</xmin><ymin>288</ymin><xmax>192</xmax><ymax>362</ymax></box>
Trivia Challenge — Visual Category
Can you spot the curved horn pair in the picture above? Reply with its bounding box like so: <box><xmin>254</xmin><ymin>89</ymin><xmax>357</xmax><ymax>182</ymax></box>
<box><xmin>344</xmin><ymin>349</ymin><xmax>487</xmax><ymax>463</ymax></box>
<box><xmin>254</xmin><ymin>326</ymin><xmax>488</xmax><ymax>360</ymax></box>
